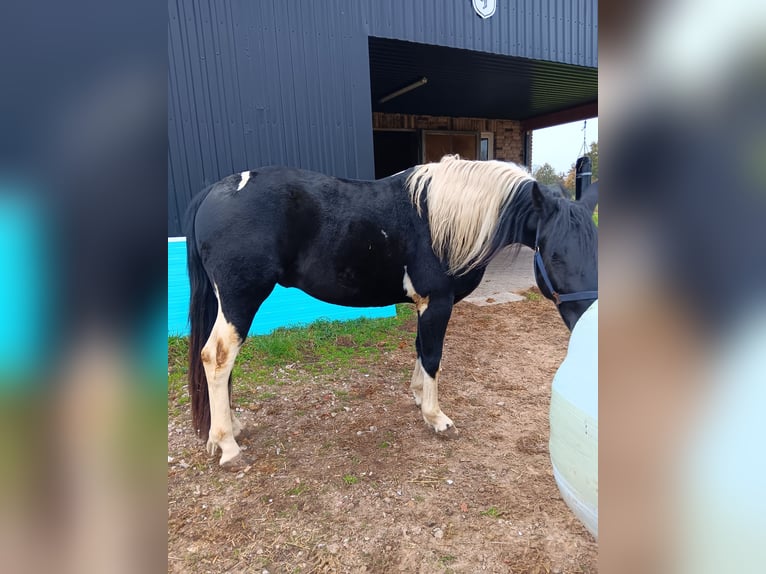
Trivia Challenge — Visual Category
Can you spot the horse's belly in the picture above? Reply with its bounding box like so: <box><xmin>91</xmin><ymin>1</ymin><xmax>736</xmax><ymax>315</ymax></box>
<box><xmin>281</xmin><ymin>255</ymin><xmax>407</xmax><ymax>308</ymax></box>
<box><xmin>281</xmin><ymin>283</ymin><xmax>405</xmax><ymax>308</ymax></box>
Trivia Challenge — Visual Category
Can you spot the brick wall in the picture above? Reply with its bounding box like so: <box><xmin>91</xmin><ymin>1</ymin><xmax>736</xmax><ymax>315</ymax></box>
<box><xmin>372</xmin><ymin>112</ymin><xmax>530</xmax><ymax>166</ymax></box>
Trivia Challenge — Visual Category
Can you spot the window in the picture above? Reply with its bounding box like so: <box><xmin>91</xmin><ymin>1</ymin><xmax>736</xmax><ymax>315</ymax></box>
<box><xmin>480</xmin><ymin>132</ymin><xmax>494</xmax><ymax>160</ymax></box>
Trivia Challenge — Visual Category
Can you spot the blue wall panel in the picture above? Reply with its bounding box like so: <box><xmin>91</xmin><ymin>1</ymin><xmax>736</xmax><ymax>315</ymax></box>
<box><xmin>168</xmin><ymin>239</ymin><xmax>396</xmax><ymax>337</ymax></box>
<box><xmin>0</xmin><ymin>192</ymin><xmax>51</xmax><ymax>382</ymax></box>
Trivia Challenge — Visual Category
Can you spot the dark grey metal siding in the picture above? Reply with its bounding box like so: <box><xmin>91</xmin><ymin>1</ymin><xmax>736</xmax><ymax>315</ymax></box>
<box><xmin>168</xmin><ymin>0</ymin><xmax>375</xmax><ymax>235</ymax></box>
<box><xmin>167</xmin><ymin>0</ymin><xmax>597</xmax><ymax>235</ymax></box>
<box><xmin>366</xmin><ymin>0</ymin><xmax>597</xmax><ymax>67</ymax></box>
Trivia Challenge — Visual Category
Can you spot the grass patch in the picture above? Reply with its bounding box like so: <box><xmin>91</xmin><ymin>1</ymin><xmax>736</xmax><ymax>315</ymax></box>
<box><xmin>439</xmin><ymin>555</ymin><xmax>457</xmax><ymax>565</ymax></box>
<box><xmin>342</xmin><ymin>474</ymin><xmax>359</xmax><ymax>486</ymax></box>
<box><xmin>167</xmin><ymin>335</ymin><xmax>189</xmax><ymax>408</ymax></box>
<box><xmin>523</xmin><ymin>290</ymin><xmax>541</xmax><ymax>301</ymax></box>
<box><xmin>592</xmin><ymin>210</ymin><xmax>598</xmax><ymax>226</ymax></box>
<box><xmin>480</xmin><ymin>506</ymin><xmax>505</xmax><ymax>518</ymax></box>
<box><xmin>167</xmin><ymin>304</ymin><xmax>416</xmax><ymax>405</ymax></box>
<box><xmin>285</xmin><ymin>484</ymin><xmax>307</xmax><ymax>497</ymax></box>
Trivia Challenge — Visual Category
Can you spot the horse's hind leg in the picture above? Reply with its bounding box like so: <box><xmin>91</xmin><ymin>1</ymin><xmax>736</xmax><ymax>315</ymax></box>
<box><xmin>201</xmin><ymin>282</ymin><xmax>271</xmax><ymax>469</ymax></box>
<box><xmin>201</xmin><ymin>281</ymin><xmax>276</xmax><ymax>470</ymax></box>
<box><xmin>201</xmin><ymin>289</ymin><xmax>245</xmax><ymax>468</ymax></box>
<box><xmin>416</xmin><ymin>296</ymin><xmax>455</xmax><ymax>433</ymax></box>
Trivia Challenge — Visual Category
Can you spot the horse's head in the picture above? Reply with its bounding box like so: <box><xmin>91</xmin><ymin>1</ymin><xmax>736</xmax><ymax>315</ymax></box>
<box><xmin>531</xmin><ymin>181</ymin><xmax>598</xmax><ymax>330</ymax></box>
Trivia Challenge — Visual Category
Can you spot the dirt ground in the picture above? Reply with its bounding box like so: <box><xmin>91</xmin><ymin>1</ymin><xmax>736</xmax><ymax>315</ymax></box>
<box><xmin>168</xmin><ymin>293</ymin><xmax>597</xmax><ymax>573</ymax></box>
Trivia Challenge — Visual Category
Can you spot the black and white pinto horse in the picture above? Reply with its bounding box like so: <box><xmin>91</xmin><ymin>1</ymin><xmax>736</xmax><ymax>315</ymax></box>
<box><xmin>186</xmin><ymin>155</ymin><xmax>598</xmax><ymax>469</ymax></box>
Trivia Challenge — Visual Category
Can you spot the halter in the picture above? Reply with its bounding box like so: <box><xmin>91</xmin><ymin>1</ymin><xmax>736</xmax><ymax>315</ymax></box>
<box><xmin>534</xmin><ymin>225</ymin><xmax>598</xmax><ymax>306</ymax></box>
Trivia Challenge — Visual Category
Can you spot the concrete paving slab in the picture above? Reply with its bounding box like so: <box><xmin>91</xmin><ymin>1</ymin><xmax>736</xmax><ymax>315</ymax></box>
<box><xmin>463</xmin><ymin>291</ymin><xmax>525</xmax><ymax>306</ymax></box>
<box><xmin>462</xmin><ymin>245</ymin><xmax>536</xmax><ymax>306</ymax></box>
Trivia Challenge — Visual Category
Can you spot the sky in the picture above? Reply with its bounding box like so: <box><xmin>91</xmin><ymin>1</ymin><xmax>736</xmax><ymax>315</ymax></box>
<box><xmin>532</xmin><ymin>117</ymin><xmax>598</xmax><ymax>175</ymax></box>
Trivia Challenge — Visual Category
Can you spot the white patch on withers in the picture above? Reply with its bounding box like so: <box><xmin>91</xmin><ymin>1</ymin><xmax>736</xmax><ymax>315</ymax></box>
<box><xmin>236</xmin><ymin>170</ymin><xmax>250</xmax><ymax>191</ymax></box>
<box><xmin>381</xmin><ymin>229</ymin><xmax>388</xmax><ymax>239</ymax></box>
<box><xmin>403</xmin><ymin>266</ymin><xmax>430</xmax><ymax>315</ymax></box>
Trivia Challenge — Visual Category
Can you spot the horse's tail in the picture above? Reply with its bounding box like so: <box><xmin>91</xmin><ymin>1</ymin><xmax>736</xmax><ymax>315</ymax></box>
<box><xmin>185</xmin><ymin>186</ymin><xmax>216</xmax><ymax>441</ymax></box>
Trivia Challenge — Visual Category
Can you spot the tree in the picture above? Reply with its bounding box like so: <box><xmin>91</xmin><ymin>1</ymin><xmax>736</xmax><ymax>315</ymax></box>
<box><xmin>588</xmin><ymin>141</ymin><xmax>598</xmax><ymax>181</ymax></box>
<box><xmin>562</xmin><ymin>164</ymin><xmax>576</xmax><ymax>196</ymax></box>
<box><xmin>532</xmin><ymin>163</ymin><xmax>564</xmax><ymax>188</ymax></box>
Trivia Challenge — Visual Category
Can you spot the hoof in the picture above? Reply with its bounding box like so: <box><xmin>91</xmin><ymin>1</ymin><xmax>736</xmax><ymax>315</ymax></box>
<box><xmin>220</xmin><ymin>452</ymin><xmax>250</xmax><ymax>472</ymax></box>
<box><xmin>423</xmin><ymin>411</ymin><xmax>455</xmax><ymax>434</ymax></box>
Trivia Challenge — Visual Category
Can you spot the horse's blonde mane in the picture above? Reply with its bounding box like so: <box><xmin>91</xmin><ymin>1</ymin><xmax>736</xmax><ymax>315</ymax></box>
<box><xmin>406</xmin><ymin>155</ymin><xmax>533</xmax><ymax>274</ymax></box>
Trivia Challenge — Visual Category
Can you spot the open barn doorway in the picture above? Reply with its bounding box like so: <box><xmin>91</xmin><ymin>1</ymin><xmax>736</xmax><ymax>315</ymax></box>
<box><xmin>373</xmin><ymin>129</ymin><xmax>419</xmax><ymax>179</ymax></box>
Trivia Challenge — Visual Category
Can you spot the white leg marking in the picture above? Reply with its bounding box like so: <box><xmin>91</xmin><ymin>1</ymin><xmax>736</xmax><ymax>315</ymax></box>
<box><xmin>402</xmin><ymin>266</ymin><xmax>430</xmax><ymax>315</ymax></box>
<box><xmin>410</xmin><ymin>358</ymin><xmax>424</xmax><ymax>406</ymax></box>
<box><xmin>420</xmin><ymin>364</ymin><xmax>454</xmax><ymax>432</ymax></box>
<box><xmin>236</xmin><ymin>170</ymin><xmax>250</xmax><ymax>191</ymax></box>
<box><xmin>201</xmin><ymin>285</ymin><xmax>242</xmax><ymax>465</ymax></box>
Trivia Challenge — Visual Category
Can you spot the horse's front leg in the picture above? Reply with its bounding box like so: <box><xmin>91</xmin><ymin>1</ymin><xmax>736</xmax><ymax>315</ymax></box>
<box><xmin>416</xmin><ymin>295</ymin><xmax>455</xmax><ymax>432</ymax></box>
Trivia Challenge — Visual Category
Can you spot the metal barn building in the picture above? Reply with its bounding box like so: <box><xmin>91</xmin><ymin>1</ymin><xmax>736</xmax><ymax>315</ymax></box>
<box><xmin>168</xmin><ymin>0</ymin><xmax>597</xmax><ymax>236</ymax></box>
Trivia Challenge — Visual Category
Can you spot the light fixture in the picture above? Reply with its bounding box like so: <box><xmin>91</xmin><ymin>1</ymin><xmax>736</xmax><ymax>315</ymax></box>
<box><xmin>378</xmin><ymin>77</ymin><xmax>428</xmax><ymax>104</ymax></box>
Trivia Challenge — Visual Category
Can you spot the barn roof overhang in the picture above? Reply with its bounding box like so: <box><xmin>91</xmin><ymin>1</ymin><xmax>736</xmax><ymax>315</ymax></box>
<box><xmin>369</xmin><ymin>37</ymin><xmax>597</xmax><ymax>131</ymax></box>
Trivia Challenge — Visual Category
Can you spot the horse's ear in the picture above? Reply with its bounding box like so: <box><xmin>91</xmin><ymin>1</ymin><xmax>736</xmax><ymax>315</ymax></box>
<box><xmin>580</xmin><ymin>181</ymin><xmax>599</xmax><ymax>213</ymax></box>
